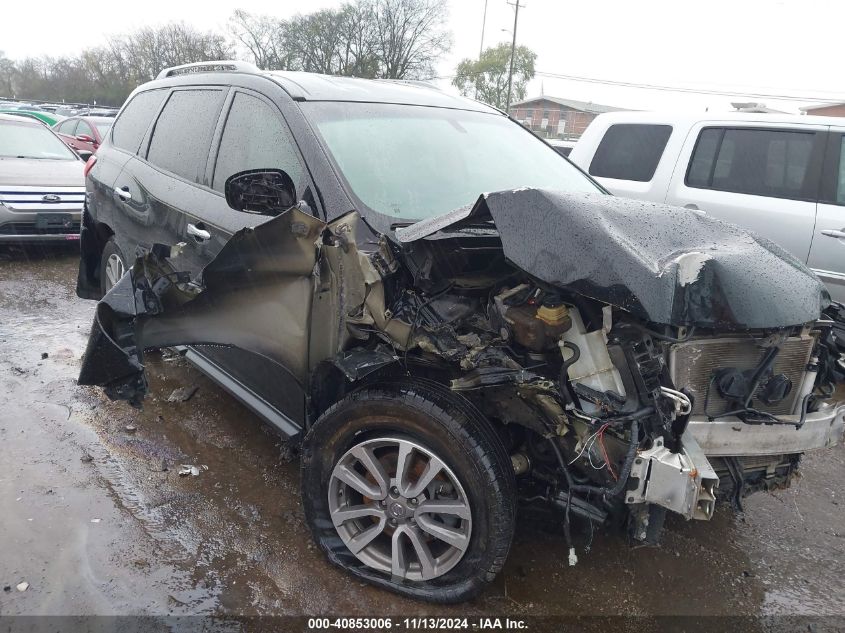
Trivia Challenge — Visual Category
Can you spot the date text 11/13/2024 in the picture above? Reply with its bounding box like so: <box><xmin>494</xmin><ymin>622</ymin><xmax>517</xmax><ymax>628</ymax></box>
<box><xmin>307</xmin><ymin>617</ymin><xmax>528</xmax><ymax>630</ymax></box>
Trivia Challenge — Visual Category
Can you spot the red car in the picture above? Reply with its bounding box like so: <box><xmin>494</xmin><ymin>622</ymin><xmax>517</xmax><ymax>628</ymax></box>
<box><xmin>53</xmin><ymin>116</ymin><xmax>113</xmax><ymax>156</ymax></box>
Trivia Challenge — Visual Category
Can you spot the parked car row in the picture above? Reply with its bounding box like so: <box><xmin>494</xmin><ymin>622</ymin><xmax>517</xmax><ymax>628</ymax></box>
<box><xmin>0</xmin><ymin>108</ymin><xmax>64</xmax><ymax>127</ymax></box>
<box><xmin>69</xmin><ymin>61</ymin><xmax>845</xmax><ymax>603</ymax></box>
<box><xmin>0</xmin><ymin>99</ymin><xmax>118</xmax><ymax>118</ymax></box>
<box><xmin>0</xmin><ymin>108</ymin><xmax>113</xmax><ymax>160</ymax></box>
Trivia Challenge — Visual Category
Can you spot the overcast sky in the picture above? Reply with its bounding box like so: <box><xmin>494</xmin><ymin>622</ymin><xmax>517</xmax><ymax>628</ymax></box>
<box><xmin>3</xmin><ymin>0</ymin><xmax>845</xmax><ymax>113</ymax></box>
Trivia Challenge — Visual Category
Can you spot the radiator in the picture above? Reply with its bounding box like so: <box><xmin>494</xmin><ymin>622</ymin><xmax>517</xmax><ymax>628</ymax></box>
<box><xmin>669</xmin><ymin>335</ymin><xmax>815</xmax><ymax>417</ymax></box>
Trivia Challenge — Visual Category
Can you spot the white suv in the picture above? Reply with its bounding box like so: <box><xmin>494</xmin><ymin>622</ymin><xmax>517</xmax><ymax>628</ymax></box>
<box><xmin>570</xmin><ymin>112</ymin><xmax>845</xmax><ymax>301</ymax></box>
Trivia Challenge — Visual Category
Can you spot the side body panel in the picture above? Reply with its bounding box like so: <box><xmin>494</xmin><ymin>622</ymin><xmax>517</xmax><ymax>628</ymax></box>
<box><xmin>664</xmin><ymin>120</ymin><xmax>826</xmax><ymax>265</ymax></box>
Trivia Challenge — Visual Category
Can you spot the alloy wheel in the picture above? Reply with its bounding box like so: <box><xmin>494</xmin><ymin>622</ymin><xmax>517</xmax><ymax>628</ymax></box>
<box><xmin>328</xmin><ymin>437</ymin><xmax>472</xmax><ymax>581</ymax></box>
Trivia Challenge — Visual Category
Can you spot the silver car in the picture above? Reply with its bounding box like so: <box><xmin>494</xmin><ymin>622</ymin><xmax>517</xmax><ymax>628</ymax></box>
<box><xmin>0</xmin><ymin>113</ymin><xmax>85</xmax><ymax>242</ymax></box>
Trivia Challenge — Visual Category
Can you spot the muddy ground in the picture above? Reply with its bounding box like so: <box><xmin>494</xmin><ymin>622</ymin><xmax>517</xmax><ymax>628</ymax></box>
<box><xmin>1</xmin><ymin>245</ymin><xmax>844</xmax><ymax>629</ymax></box>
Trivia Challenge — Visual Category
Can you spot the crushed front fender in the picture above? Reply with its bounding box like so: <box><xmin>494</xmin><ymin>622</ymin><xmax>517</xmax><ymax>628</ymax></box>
<box><xmin>78</xmin><ymin>207</ymin><xmax>326</xmax><ymax>406</ymax></box>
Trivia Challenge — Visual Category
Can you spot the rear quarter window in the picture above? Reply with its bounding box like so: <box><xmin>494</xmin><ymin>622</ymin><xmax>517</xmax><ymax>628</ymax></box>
<box><xmin>588</xmin><ymin>123</ymin><xmax>673</xmax><ymax>182</ymax></box>
<box><xmin>111</xmin><ymin>89</ymin><xmax>168</xmax><ymax>154</ymax></box>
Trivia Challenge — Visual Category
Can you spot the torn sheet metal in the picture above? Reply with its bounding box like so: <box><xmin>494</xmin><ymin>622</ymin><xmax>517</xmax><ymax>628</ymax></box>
<box><xmin>331</xmin><ymin>344</ymin><xmax>399</xmax><ymax>381</ymax></box>
<box><xmin>78</xmin><ymin>206</ymin><xmax>406</xmax><ymax>407</ymax></box>
<box><xmin>79</xmin><ymin>207</ymin><xmax>326</xmax><ymax>404</ymax></box>
<box><xmin>396</xmin><ymin>189</ymin><xmax>829</xmax><ymax>329</ymax></box>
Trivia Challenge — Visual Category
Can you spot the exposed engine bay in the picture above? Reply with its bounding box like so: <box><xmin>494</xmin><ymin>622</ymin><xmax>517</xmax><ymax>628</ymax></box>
<box><xmin>77</xmin><ymin>188</ymin><xmax>845</xmax><ymax>561</ymax></box>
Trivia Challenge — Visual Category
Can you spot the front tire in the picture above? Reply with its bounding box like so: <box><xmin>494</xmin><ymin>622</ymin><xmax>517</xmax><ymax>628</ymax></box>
<box><xmin>301</xmin><ymin>381</ymin><xmax>516</xmax><ymax>603</ymax></box>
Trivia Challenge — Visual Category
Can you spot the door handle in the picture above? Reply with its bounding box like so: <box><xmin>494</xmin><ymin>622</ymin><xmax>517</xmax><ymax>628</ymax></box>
<box><xmin>114</xmin><ymin>186</ymin><xmax>131</xmax><ymax>201</ymax></box>
<box><xmin>821</xmin><ymin>229</ymin><xmax>845</xmax><ymax>239</ymax></box>
<box><xmin>683</xmin><ymin>203</ymin><xmax>700</xmax><ymax>210</ymax></box>
<box><xmin>187</xmin><ymin>223</ymin><xmax>211</xmax><ymax>241</ymax></box>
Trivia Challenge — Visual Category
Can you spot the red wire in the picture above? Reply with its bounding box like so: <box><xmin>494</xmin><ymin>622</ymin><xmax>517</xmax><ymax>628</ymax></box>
<box><xmin>598</xmin><ymin>423</ymin><xmax>618</xmax><ymax>481</ymax></box>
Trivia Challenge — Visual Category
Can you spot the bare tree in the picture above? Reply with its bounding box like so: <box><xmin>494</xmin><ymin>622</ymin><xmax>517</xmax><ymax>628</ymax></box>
<box><xmin>2</xmin><ymin>4</ymin><xmax>453</xmax><ymax>106</ymax></box>
<box><xmin>228</xmin><ymin>10</ymin><xmax>285</xmax><ymax>70</ymax></box>
<box><xmin>228</xmin><ymin>0</ymin><xmax>449</xmax><ymax>79</ymax></box>
<box><xmin>120</xmin><ymin>22</ymin><xmax>231</xmax><ymax>83</ymax></box>
<box><xmin>370</xmin><ymin>0</ymin><xmax>451</xmax><ymax>79</ymax></box>
<box><xmin>335</xmin><ymin>3</ymin><xmax>380</xmax><ymax>77</ymax></box>
<box><xmin>0</xmin><ymin>51</ymin><xmax>16</xmax><ymax>97</ymax></box>
<box><xmin>285</xmin><ymin>10</ymin><xmax>346</xmax><ymax>74</ymax></box>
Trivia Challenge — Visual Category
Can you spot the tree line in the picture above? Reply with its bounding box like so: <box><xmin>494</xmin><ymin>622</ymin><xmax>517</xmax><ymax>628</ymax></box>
<box><xmin>0</xmin><ymin>23</ymin><xmax>230</xmax><ymax>107</ymax></box>
<box><xmin>0</xmin><ymin>0</ymin><xmax>451</xmax><ymax>107</ymax></box>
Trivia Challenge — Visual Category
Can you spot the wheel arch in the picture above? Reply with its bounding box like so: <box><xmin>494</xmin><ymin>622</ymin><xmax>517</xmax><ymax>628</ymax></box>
<box><xmin>301</xmin><ymin>378</ymin><xmax>518</xmax><ymax>603</ymax></box>
<box><xmin>77</xmin><ymin>207</ymin><xmax>115</xmax><ymax>300</ymax></box>
<box><xmin>307</xmin><ymin>349</ymin><xmax>456</xmax><ymax>427</ymax></box>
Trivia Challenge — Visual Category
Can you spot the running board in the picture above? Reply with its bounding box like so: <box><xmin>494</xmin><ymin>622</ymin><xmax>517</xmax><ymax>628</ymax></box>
<box><xmin>180</xmin><ymin>346</ymin><xmax>302</xmax><ymax>440</ymax></box>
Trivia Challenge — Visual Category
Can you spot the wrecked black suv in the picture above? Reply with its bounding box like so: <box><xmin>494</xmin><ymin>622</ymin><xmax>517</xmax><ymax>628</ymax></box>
<box><xmin>76</xmin><ymin>61</ymin><xmax>845</xmax><ymax>602</ymax></box>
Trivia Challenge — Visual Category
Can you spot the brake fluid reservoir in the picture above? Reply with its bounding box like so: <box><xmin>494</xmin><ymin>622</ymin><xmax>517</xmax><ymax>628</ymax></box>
<box><xmin>560</xmin><ymin>307</ymin><xmax>626</xmax><ymax>410</ymax></box>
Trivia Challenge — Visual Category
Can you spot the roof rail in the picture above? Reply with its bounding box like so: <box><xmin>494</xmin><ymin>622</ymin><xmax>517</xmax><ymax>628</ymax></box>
<box><xmin>374</xmin><ymin>78</ymin><xmax>442</xmax><ymax>91</ymax></box>
<box><xmin>156</xmin><ymin>60</ymin><xmax>260</xmax><ymax>80</ymax></box>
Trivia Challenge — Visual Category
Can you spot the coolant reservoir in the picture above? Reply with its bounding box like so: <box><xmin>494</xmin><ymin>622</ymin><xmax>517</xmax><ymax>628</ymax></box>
<box><xmin>561</xmin><ymin>307</ymin><xmax>626</xmax><ymax>412</ymax></box>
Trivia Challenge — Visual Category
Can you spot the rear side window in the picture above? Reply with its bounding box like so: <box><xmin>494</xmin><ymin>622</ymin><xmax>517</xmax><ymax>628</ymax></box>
<box><xmin>147</xmin><ymin>89</ymin><xmax>226</xmax><ymax>184</ymax></box>
<box><xmin>588</xmin><ymin>124</ymin><xmax>672</xmax><ymax>182</ymax></box>
<box><xmin>111</xmin><ymin>89</ymin><xmax>167</xmax><ymax>153</ymax></box>
<box><xmin>56</xmin><ymin>119</ymin><xmax>78</xmax><ymax>135</ymax></box>
<box><xmin>77</xmin><ymin>120</ymin><xmax>95</xmax><ymax>138</ymax></box>
<box><xmin>212</xmin><ymin>92</ymin><xmax>305</xmax><ymax>194</ymax></box>
<box><xmin>686</xmin><ymin>127</ymin><xmax>816</xmax><ymax>200</ymax></box>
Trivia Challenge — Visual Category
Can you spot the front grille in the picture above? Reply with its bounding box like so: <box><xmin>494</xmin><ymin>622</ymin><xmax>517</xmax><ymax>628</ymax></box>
<box><xmin>0</xmin><ymin>221</ymin><xmax>81</xmax><ymax>235</ymax></box>
<box><xmin>669</xmin><ymin>335</ymin><xmax>815</xmax><ymax>416</ymax></box>
<box><xmin>0</xmin><ymin>187</ymin><xmax>85</xmax><ymax>211</ymax></box>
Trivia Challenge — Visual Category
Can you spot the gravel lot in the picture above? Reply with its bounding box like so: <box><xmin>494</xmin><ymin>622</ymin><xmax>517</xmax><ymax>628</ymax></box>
<box><xmin>1</xmin><ymin>245</ymin><xmax>844</xmax><ymax>629</ymax></box>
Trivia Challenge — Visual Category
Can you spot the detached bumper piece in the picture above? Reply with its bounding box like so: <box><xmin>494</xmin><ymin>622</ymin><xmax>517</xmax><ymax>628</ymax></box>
<box><xmin>77</xmin><ymin>260</ymin><xmax>189</xmax><ymax>406</ymax></box>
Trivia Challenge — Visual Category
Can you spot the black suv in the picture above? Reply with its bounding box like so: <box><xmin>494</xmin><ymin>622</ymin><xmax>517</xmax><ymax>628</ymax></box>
<box><xmin>77</xmin><ymin>61</ymin><xmax>843</xmax><ymax>603</ymax></box>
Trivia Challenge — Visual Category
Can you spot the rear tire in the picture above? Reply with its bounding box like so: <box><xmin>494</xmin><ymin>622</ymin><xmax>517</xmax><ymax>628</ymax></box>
<box><xmin>301</xmin><ymin>380</ymin><xmax>516</xmax><ymax>603</ymax></box>
<box><xmin>99</xmin><ymin>238</ymin><xmax>126</xmax><ymax>295</ymax></box>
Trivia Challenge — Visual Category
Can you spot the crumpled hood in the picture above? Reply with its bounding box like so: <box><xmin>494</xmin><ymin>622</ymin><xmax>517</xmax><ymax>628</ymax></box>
<box><xmin>395</xmin><ymin>189</ymin><xmax>829</xmax><ymax>329</ymax></box>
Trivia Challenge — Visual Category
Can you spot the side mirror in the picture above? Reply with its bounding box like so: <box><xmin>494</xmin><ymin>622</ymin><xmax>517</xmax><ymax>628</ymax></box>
<box><xmin>224</xmin><ymin>169</ymin><xmax>296</xmax><ymax>216</ymax></box>
<box><xmin>76</xmin><ymin>134</ymin><xmax>95</xmax><ymax>143</ymax></box>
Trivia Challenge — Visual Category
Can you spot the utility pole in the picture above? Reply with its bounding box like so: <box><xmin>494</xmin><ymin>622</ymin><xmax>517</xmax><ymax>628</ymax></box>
<box><xmin>479</xmin><ymin>0</ymin><xmax>488</xmax><ymax>60</ymax></box>
<box><xmin>505</xmin><ymin>0</ymin><xmax>523</xmax><ymax>114</ymax></box>
<box><xmin>475</xmin><ymin>0</ymin><xmax>488</xmax><ymax>99</ymax></box>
